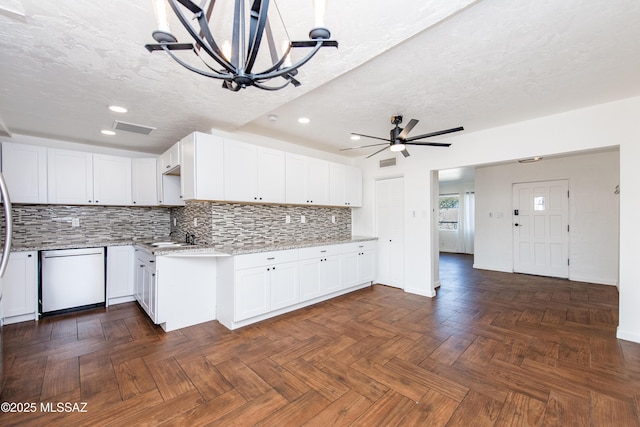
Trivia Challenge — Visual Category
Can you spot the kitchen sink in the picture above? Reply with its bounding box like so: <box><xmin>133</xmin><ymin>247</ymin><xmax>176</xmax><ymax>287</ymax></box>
<box><xmin>150</xmin><ymin>242</ymin><xmax>187</xmax><ymax>247</ymax></box>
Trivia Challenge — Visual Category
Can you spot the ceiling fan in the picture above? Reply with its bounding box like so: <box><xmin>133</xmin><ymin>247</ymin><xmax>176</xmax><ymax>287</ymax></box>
<box><xmin>341</xmin><ymin>115</ymin><xmax>464</xmax><ymax>158</ymax></box>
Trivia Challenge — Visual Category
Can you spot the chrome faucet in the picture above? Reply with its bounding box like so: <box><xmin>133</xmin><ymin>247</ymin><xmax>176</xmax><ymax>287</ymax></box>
<box><xmin>185</xmin><ymin>233</ymin><xmax>196</xmax><ymax>245</ymax></box>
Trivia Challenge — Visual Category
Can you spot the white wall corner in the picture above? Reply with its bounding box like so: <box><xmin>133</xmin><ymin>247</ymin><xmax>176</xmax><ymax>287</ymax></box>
<box><xmin>617</xmin><ymin>328</ymin><xmax>640</xmax><ymax>344</ymax></box>
<box><xmin>405</xmin><ymin>286</ymin><xmax>437</xmax><ymax>298</ymax></box>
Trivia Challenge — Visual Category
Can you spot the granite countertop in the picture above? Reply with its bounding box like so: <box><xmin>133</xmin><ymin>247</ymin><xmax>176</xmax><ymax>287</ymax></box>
<box><xmin>139</xmin><ymin>236</ymin><xmax>378</xmax><ymax>256</ymax></box>
<box><xmin>10</xmin><ymin>236</ymin><xmax>378</xmax><ymax>256</ymax></box>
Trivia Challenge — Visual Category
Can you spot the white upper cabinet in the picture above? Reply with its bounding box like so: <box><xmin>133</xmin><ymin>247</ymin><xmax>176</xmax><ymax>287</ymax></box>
<box><xmin>223</xmin><ymin>139</ymin><xmax>258</xmax><ymax>202</ymax></box>
<box><xmin>47</xmin><ymin>148</ymin><xmax>94</xmax><ymax>204</ymax></box>
<box><xmin>329</xmin><ymin>162</ymin><xmax>346</xmax><ymax>206</ymax></box>
<box><xmin>224</xmin><ymin>139</ymin><xmax>285</xmax><ymax>204</ymax></box>
<box><xmin>93</xmin><ymin>154</ymin><xmax>132</xmax><ymax>205</ymax></box>
<box><xmin>157</xmin><ymin>141</ymin><xmax>184</xmax><ymax>206</ymax></box>
<box><xmin>159</xmin><ymin>141</ymin><xmax>180</xmax><ymax>173</ymax></box>
<box><xmin>48</xmin><ymin>149</ymin><xmax>133</xmax><ymax>205</ymax></box>
<box><xmin>257</xmin><ymin>147</ymin><xmax>286</xmax><ymax>203</ymax></box>
<box><xmin>344</xmin><ymin>165</ymin><xmax>363</xmax><ymax>207</ymax></box>
<box><xmin>285</xmin><ymin>153</ymin><xmax>330</xmax><ymax>205</ymax></box>
<box><xmin>329</xmin><ymin>163</ymin><xmax>362</xmax><ymax>207</ymax></box>
<box><xmin>132</xmin><ymin>158</ymin><xmax>158</xmax><ymax>206</ymax></box>
<box><xmin>181</xmin><ymin>132</ymin><xmax>224</xmax><ymax>201</ymax></box>
<box><xmin>1</xmin><ymin>142</ymin><xmax>48</xmax><ymax>204</ymax></box>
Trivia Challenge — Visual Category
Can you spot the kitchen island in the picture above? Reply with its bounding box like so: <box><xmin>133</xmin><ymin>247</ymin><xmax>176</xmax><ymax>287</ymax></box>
<box><xmin>134</xmin><ymin>236</ymin><xmax>377</xmax><ymax>331</ymax></box>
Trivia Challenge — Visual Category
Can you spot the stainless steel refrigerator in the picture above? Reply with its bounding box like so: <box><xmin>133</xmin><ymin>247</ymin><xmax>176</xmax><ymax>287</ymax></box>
<box><xmin>0</xmin><ymin>172</ymin><xmax>13</xmax><ymax>395</ymax></box>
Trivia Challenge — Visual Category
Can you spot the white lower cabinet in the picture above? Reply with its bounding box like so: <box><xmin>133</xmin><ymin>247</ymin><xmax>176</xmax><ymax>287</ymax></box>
<box><xmin>234</xmin><ymin>259</ymin><xmax>298</xmax><ymax>321</ymax></box>
<box><xmin>341</xmin><ymin>241</ymin><xmax>376</xmax><ymax>287</ymax></box>
<box><xmin>107</xmin><ymin>246</ymin><xmax>135</xmax><ymax>306</ymax></box>
<box><xmin>134</xmin><ymin>248</ymin><xmax>157</xmax><ymax>322</ymax></box>
<box><xmin>269</xmin><ymin>261</ymin><xmax>299</xmax><ymax>311</ymax></box>
<box><xmin>235</xmin><ymin>266</ymin><xmax>270</xmax><ymax>320</ymax></box>
<box><xmin>1</xmin><ymin>251</ymin><xmax>38</xmax><ymax>325</ymax></box>
<box><xmin>217</xmin><ymin>240</ymin><xmax>376</xmax><ymax>330</ymax></box>
<box><xmin>134</xmin><ymin>247</ymin><xmax>218</xmax><ymax>331</ymax></box>
<box><xmin>299</xmin><ymin>245</ymin><xmax>342</xmax><ymax>300</ymax></box>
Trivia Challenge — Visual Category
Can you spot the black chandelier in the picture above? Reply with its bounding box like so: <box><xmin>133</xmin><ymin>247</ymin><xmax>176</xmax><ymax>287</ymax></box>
<box><xmin>145</xmin><ymin>0</ymin><xmax>338</xmax><ymax>91</ymax></box>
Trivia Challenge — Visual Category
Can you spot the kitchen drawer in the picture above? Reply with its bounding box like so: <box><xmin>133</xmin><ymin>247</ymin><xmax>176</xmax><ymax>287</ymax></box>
<box><xmin>298</xmin><ymin>244</ymin><xmax>342</xmax><ymax>260</ymax></box>
<box><xmin>234</xmin><ymin>249</ymin><xmax>298</xmax><ymax>270</ymax></box>
<box><xmin>341</xmin><ymin>240</ymin><xmax>376</xmax><ymax>254</ymax></box>
<box><xmin>134</xmin><ymin>247</ymin><xmax>156</xmax><ymax>266</ymax></box>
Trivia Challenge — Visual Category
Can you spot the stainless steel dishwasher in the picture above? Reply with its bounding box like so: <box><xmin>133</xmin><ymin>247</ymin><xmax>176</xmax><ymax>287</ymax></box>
<box><xmin>41</xmin><ymin>247</ymin><xmax>106</xmax><ymax>314</ymax></box>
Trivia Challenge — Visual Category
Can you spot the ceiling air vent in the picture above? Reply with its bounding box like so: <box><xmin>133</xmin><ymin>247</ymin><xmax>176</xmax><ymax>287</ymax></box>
<box><xmin>113</xmin><ymin>121</ymin><xmax>156</xmax><ymax>135</ymax></box>
<box><xmin>379</xmin><ymin>157</ymin><xmax>397</xmax><ymax>168</ymax></box>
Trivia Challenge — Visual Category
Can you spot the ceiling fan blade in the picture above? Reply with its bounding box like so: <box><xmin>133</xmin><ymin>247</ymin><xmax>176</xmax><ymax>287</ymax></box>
<box><xmin>398</xmin><ymin>119</ymin><xmax>419</xmax><ymax>139</ymax></box>
<box><xmin>351</xmin><ymin>133</ymin><xmax>390</xmax><ymax>142</ymax></box>
<box><xmin>404</xmin><ymin>126</ymin><xmax>464</xmax><ymax>142</ymax></box>
<box><xmin>401</xmin><ymin>149</ymin><xmax>410</xmax><ymax>158</ymax></box>
<box><xmin>366</xmin><ymin>146</ymin><xmax>390</xmax><ymax>159</ymax></box>
<box><xmin>339</xmin><ymin>142</ymin><xmax>388</xmax><ymax>151</ymax></box>
<box><xmin>403</xmin><ymin>141</ymin><xmax>451</xmax><ymax>147</ymax></box>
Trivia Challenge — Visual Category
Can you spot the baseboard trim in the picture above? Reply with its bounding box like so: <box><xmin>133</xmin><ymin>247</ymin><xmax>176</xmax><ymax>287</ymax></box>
<box><xmin>404</xmin><ymin>287</ymin><xmax>436</xmax><ymax>298</ymax></box>
<box><xmin>617</xmin><ymin>327</ymin><xmax>640</xmax><ymax>344</ymax></box>
<box><xmin>472</xmin><ymin>263</ymin><xmax>513</xmax><ymax>273</ymax></box>
<box><xmin>568</xmin><ymin>275</ymin><xmax>618</xmax><ymax>287</ymax></box>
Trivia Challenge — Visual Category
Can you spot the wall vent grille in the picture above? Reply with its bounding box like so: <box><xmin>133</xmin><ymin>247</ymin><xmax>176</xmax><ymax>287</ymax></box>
<box><xmin>113</xmin><ymin>120</ymin><xmax>156</xmax><ymax>135</ymax></box>
<box><xmin>379</xmin><ymin>157</ymin><xmax>397</xmax><ymax>168</ymax></box>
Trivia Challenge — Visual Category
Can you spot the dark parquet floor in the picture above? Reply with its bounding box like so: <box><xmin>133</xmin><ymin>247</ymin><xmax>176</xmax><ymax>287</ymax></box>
<box><xmin>1</xmin><ymin>253</ymin><xmax>639</xmax><ymax>426</ymax></box>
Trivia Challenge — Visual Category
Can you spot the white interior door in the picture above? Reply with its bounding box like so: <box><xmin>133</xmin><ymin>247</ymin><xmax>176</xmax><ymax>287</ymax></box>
<box><xmin>376</xmin><ymin>177</ymin><xmax>404</xmax><ymax>288</ymax></box>
<box><xmin>513</xmin><ymin>180</ymin><xmax>569</xmax><ymax>278</ymax></box>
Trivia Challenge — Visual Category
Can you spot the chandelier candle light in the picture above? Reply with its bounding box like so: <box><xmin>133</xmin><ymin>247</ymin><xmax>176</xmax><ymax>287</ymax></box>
<box><xmin>146</xmin><ymin>0</ymin><xmax>338</xmax><ymax>91</ymax></box>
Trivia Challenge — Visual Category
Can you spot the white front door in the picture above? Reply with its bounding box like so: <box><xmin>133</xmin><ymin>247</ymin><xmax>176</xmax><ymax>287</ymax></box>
<box><xmin>376</xmin><ymin>177</ymin><xmax>404</xmax><ymax>288</ymax></box>
<box><xmin>513</xmin><ymin>180</ymin><xmax>569</xmax><ymax>278</ymax></box>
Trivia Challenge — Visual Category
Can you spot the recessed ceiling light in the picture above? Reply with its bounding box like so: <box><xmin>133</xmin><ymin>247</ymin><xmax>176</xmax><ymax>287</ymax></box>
<box><xmin>108</xmin><ymin>105</ymin><xmax>128</xmax><ymax>113</ymax></box>
<box><xmin>101</xmin><ymin>130</ymin><xmax>116</xmax><ymax>136</ymax></box>
<box><xmin>298</xmin><ymin>117</ymin><xmax>310</xmax><ymax>124</ymax></box>
<box><xmin>350</xmin><ymin>135</ymin><xmax>361</xmax><ymax>140</ymax></box>
<box><xmin>267</xmin><ymin>114</ymin><xmax>278</xmax><ymax>122</ymax></box>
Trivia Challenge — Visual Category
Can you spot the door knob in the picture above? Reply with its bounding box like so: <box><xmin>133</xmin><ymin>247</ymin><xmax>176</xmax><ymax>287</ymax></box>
<box><xmin>515</xmin><ymin>223</ymin><xmax>520</xmax><ymax>227</ymax></box>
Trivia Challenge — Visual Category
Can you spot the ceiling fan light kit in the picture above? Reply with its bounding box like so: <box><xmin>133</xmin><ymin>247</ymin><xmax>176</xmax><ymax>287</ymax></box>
<box><xmin>145</xmin><ymin>0</ymin><xmax>338</xmax><ymax>91</ymax></box>
<box><xmin>341</xmin><ymin>115</ymin><xmax>464</xmax><ymax>158</ymax></box>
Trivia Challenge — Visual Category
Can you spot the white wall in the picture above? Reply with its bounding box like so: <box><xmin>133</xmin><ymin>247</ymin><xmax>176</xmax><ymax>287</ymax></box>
<box><xmin>474</xmin><ymin>150</ymin><xmax>619</xmax><ymax>285</ymax></box>
<box><xmin>352</xmin><ymin>96</ymin><xmax>640</xmax><ymax>342</ymax></box>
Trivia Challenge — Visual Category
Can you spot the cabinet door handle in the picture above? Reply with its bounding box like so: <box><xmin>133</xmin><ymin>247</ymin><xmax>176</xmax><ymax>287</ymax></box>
<box><xmin>267</xmin><ymin>257</ymin><xmax>275</xmax><ymax>260</ymax></box>
<box><xmin>149</xmin><ymin>260</ymin><xmax>154</xmax><ymax>263</ymax></box>
<box><xmin>320</xmin><ymin>250</ymin><xmax>327</xmax><ymax>253</ymax></box>
<box><xmin>28</xmin><ymin>254</ymin><xmax>32</xmax><ymax>257</ymax></box>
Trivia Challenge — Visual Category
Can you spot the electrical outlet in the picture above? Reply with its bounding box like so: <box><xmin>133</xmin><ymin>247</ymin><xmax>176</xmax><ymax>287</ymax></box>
<box><xmin>193</xmin><ymin>218</ymin><xmax>198</xmax><ymax>227</ymax></box>
<box><xmin>331</xmin><ymin>215</ymin><xmax>336</xmax><ymax>224</ymax></box>
<box><xmin>285</xmin><ymin>214</ymin><xmax>291</xmax><ymax>224</ymax></box>
<box><xmin>71</xmin><ymin>218</ymin><xmax>80</xmax><ymax>227</ymax></box>
<box><xmin>301</xmin><ymin>215</ymin><xmax>306</xmax><ymax>223</ymax></box>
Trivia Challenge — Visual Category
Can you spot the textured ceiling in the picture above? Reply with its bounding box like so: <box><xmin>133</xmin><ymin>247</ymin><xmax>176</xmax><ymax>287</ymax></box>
<box><xmin>1</xmin><ymin>0</ymin><xmax>639</xmax><ymax>156</ymax></box>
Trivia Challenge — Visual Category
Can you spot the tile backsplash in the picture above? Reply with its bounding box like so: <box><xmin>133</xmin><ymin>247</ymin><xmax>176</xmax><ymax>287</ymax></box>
<box><xmin>171</xmin><ymin>201</ymin><xmax>352</xmax><ymax>247</ymax></box>
<box><xmin>2</xmin><ymin>205</ymin><xmax>171</xmax><ymax>248</ymax></box>
<box><xmin>1</xmin><ymin>202</ymin><xmax>352</xmax><ymax>249</ymax></box>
